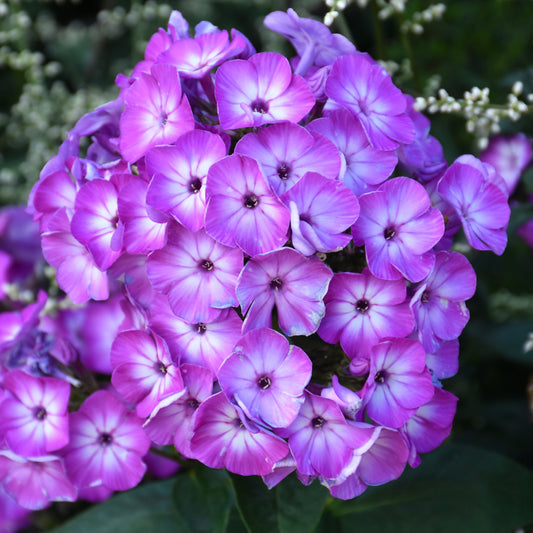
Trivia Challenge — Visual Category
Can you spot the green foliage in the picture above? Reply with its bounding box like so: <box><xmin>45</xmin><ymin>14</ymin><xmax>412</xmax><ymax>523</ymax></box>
<box><xmin>50</xmin><ymin>443</ymin><xmax>533</xmax><ymax>533</ymax></box>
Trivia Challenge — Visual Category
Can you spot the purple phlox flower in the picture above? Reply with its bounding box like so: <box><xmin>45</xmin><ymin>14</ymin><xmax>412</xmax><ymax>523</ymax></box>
<box><xmin>277</xmin><ymin>392</ymin><xmax>374</xmax><ymax>480</ymax></box>
<box><xmin>437</xmin><ymin>155</ymin><xmax>511</xmax><ymax>255</ymax></box>
<box><xmin>348</xmin><ymin>353</ymin><xmax>371</xmax><ymax>377</ymax></box>
<box><xmin>235</xmin><ymin>122</ymin><xmax>341</xmax><ymax>196</ymax></box>
<box><xmin>60</xmin><ymin>295</ymin><xmax>126</xmax><ymax>375</ymax></box>
<box><xmin>321</xmin><ymin>375</ymin><xmax>363</xmax><ymax>421</ymax></box>
<box><xmin>146</xmin><ymin>130</ymin><xmax>227</xmax><ymax>232</ymax></box>
<box><xmin>119</xmin><ymin>63</ymin><xmax>195</xmax><ymax>163</ymax></box>
<box><xmin>423</xmin><ymin>176</ymin><xmax>461</xmax><ymax>252</ymax></box>
<box><xmin>159</xmin><ymin>29</ymin><xmax>246</xmax><ymax>79</ymax></box>
<box><xmin>299</xmin><ymin>63</ymin><xmax>331</xmax><ymax>102</ymax></box>
<box><xmin>361</xmin><ymin>338</ymin><xmax>434</xmax><ymax>428</ymax></box>
<box><xmin>144</xmin><ymin>363</ymin><xmax>213</xmax><ymax>458</ymax></box>
<box><xmin>110</xmin><ymin>329</ymin><xmax>184</xmax><ymax>418</ymax></box>
<box><xmin>167</xmin><ymin>10</ymin><xmax>190</xmax><ymax>40</ymax></box>
<box><xmin>0</xmin><ymin>452</ymin><xmax>77</xmax><ymax>511</ymax></box>
<box><xmin>230</xmin><ymin>28</ymin><xmax>256</xmax><ymax>59</ymax></box>
<box><xmin>143</xmin><ymin>449</ymin><xmax>180</xmax><ymax>479</ymax></box>
<box><xmin>318</xmin><ymin>269</ymin><xmax>415</xmax><ymax>359</ymax></box>
<box><xmin>218</xmin><ymin>328</ymin><xmax>312</xmax><ymax>428</ymax></box>
<box><xmin>0</xmin><ymin>206</ymin><xmax>43</xmax><ymax>286</ymax></box>
<box><xmin>0</xmin><ymin>483</ymin><xmax>31</xmax><ymax>532</ymax></box>
<box><xmin>396</xmin><ymin>95</ymin><xmax>447</xmax><ymax>180</ymax></box>
<box><xmin>352</xmin><ymin>176</ymin><xmax>444</xmax><ymax>282</ymax></box>
<box><xmin>281</xmin><ymin>171</ymin><xmax>359</xmax><ymax>255</ymax></box>
<box><xmin>147</xmin><ymin>222</ymin><xmax>243</xmax><ymax>322</ymax></box>
<box><xmin>325</xmin><ymin>54</ymin><xmax>415</xmax><ymax>151</ymax></box>
<box><xmin>190</xmin><ymin>391</ymin><xmax>289</xmax><ymax>475</ymax></box>
<box><xmin>205</xmin><ymin>154</ymin><xmax>290</xmax><ymax>256</ymax></box>
<box><xmin>402</xmin><ymin>386</ymin><xmax>457</xmax><ymax>467</ymax></box>
<box><xmin>480</xmin><ymin>133</ymin><xmax>532</xmax><ymax>195</ymax></box>
<box><xmin>236</xmin><ymin>247</ymin><xmax>333</xmax><ymax>336</ymax></box>
<box><xmin>262</xmin><ymin>453</ymin><xmax>297</xmax><ymax>489</ymax></box>
<box><xmin>149</xmin><ymin>295</ymin><xmax>242</xmax><ymax>373</ymax></box>
<box><xmin>0</xmin><ymin>293</ymin><xmax>74</xmax><ymax>380</ymax></box>
<box><xmin>263</xmin><ymin>9</ymin><xmax>356</xmax><ymax>76</ymax></box>
<box><xmin>71</xmin><ymin>177</ymin><xmax>125</xmax><ymax>270</ymax></box>
<box><xmin>329</xmin><ymin>424</ymin><xmax>408</xmax><ymax>499</ymax></box>
<box><xmin>117</xmin><ymin>177</ymin><xmax>168</xmax><ymax>254</ymax></box>
<box><xmin>63</xmin><ymin>390</ymin><xmax>150</xmax><ymax>491</ymax></box>
<box><xmin>123</xmin><ymin>11</ymin><xmax>189</xmax><ymax>82</ymax></box>
<box><xmin>424</xmin><ymin>339</ymin><xmax>459</xmax><ymax>382</ymax></box>
<box><xmin>0</xmin><ymin>291</ymin><xmax>46</xmax><ymax>352</ymax></box>
<box><xmin>29</xmin><ymin>169</ymin><xmax>78</xmax><ymax>232</ymax></box>
<box><xmin>0</xmin><ymin>370</ymin><xmax>70</xmax><ymax>457</ymax></box>
<box><xmin>66</xmin><ymin>97</ymin><xmax>123</xmax><ymax>157</ymax></box>
<box><xmin>307</xmin><ymin>110</ymin><xmax>398</xmax><ymax>197</ymax></box>
<box><xmin>215</xmin><ymin>52</ymin><xmax>315</xmax><ymax>129</ymax></box>
<box><xmin>410</xmin><ymin>251</ymin><xmax>476</xmax><ymax>353</ymax></box>
<box><xmin>109</xmin><ymin>253</ymin><xmax>156</xmax><ymax>311</ymax></box>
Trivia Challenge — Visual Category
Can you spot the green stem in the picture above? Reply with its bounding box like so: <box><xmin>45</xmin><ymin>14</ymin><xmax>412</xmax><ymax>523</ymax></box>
<box><xmin>396</xmin><ymin>13</ymin><xmax>421</xmax><ymax>91</ymax></box>
<box><xmin>371</xmin><ymin>1</ymin><xmax>386</xmax><ymax>59</ymax></box>
<box><xmin>335</xmin><ymin>12</ymin><xmax>354</xmax><ymax>45</ymax></box>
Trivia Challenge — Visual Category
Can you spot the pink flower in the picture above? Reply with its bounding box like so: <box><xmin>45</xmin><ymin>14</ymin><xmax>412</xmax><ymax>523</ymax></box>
<box><xmin>361</xmin><ymin>338</ymin><xmax>434</xmax><ymax>428</ymax></box>
<box><xmin>147</xmin><ymin>222</ymin><xmax>243</xmax><ymax>322</ymax></box>
<box><xmin>119</xmin><ymin>63</ymin><xmax>195</xmax><ymax>163</ymax></box>
<box><xmin>149</xmin><ymin>296</ymin><xmax>242</xmax><ymax>373</ymax></box>
<box><xmin>235</xmin><ymin>122</ymin><xmax>341</xmax><ymax>195</ymax></box>
<box><xmin>325</xmin><ymin>54</ymin><xmax>415</xmax><ymax>151</ymax></box>
<box><xmin>63</xmin><ymin>390</ymin><xmax>150</xmax><ymax>492</ymax></box>
<box><xmin>281</xmin><ymin>172</ymin><xmax>359</xmax><ymax>255</ymax></box>
<box><xmin>146</xmin><ymin>130</ymin><xmax>227</xmax><ymax>232</ymax></box>
<box><xmin>352</xmin><ymin>177</ymin><xmax>444</xmax><ymax>282</ymax></box>
<box><xmin>218</xmin><ymin>328</ymin><xmax>312</xmax><ymax>428</ymax></box>
<box><xmin>205</xmin><ymin>154</ymin><xmax>290</xmax><ymax>256</ymax></box>
<box><xmin>110</xmin><ymin>330</ymin><xmax>184</xmax><ymax>418</ymax></box>
<box><xmin>437</xmin><ymin>156</ymin><xmax>510</xmax><ymax>255</ymax></box>
<box><xmin>236</xmin><ymin>247</ymin><xmax>333</xmax><ymax>336</ymax></box>
<box><xmin>0</xmin><ymin>370</ymin><xmax>70</xmax><ymax>457</ymax></box>
<box><xmin>0</xmin><ymin>452</ymin><xmax>77</xmax><ymax>510</ymax></box>
<box><xmin>190</xmin><ymin>392</ymin><xmax>289</xmax><ymax>476</ymax></box>
<box><xmin>277</xmin><ymin>392</ymin><xmax>374</xmax><ymax>479</ymax></box>
<box><xmin>215</xmin><ymin>52</ymin><xmax>315</xmax><ymax>129</ymax></box>
<box><xmin>71</xmin><ymin>177</ymin><xmax>124</xmax><ymax>270</ymax></box>
<box><xmin>144</xmin><ymin>363</ymin><xmax>213</xmax><ymax>458</ymax></box>
<box><xmin>41</xmin><ymin>208</ymin><xmax>109</xmax><ymax>304</ymax></box>
<box><xmin>318</xmin><ymin>269</ymin><xmax>415</xmax><ymax>358</ymax></box>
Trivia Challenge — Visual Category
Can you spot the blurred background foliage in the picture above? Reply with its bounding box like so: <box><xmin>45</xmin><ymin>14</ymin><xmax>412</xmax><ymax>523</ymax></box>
<box><xmin>1</xmin><ymin>0</ymin><xmax>533</xmax><ymax>531</ymax></box>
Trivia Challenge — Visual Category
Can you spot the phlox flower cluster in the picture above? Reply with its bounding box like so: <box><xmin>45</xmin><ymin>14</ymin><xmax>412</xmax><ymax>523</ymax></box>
<box><xmin>0</xmin><ymin>8</ymin><xmax>513</xmax><ymax>527</ymax></box>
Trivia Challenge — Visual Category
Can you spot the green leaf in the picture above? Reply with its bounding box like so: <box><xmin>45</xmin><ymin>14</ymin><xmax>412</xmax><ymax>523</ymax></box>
<box><xmin>51</xmin><ymin>479</ymin><xmax>190</xmax><ymax>533</ymax></box>
<box><xmin>467</xmin><ymin>319</ymin><xmax>533</xmax><ymax>365</ymax></box>
<box><xmin>172</xmin><ymin>465</ymin><xmax>234</xmax><ymax>533</ymax></box>
<box><xmin>508</xmin><ymin>202</ymin><xmax>533</xmax><ymax>234</ymax></box>
<box><xmin>326</xmin><ymin>443</ymin><xmax>533</xmax><ymax>533</ymax></box>
<box><xmin>276</xmin><ymin>475</ymin><xmax>330</xmax><ymax>533</ymax></box>
<box><xmin>232</xmin><ymin>474</ymin><xmax>279</xmax><ymax>533</ymax></box>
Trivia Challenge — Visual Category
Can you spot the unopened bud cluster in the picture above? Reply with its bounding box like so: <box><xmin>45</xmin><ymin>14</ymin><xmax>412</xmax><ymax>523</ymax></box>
<box><xmin>414</xmin><ymin>84</ymin><xmax>531</xmax><ymax>149</ymax></box>
<box><xmin>401</xmin><ymin>3</ymin><xmax>446</xmax><ymax>34</ymax></box>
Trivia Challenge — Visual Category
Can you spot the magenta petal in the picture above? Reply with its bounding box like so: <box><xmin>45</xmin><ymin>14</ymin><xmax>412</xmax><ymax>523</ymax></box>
<box><xmin>191</xmin><ymin>392</ymin><xmax>288</xmax><ymax>475</ymax></box>
<box><xmin>206</xmin><ymin>154</ymin><xmax>290</xmax><ymax>256</ymax></box>
<box><xmin>219</xmin><ymin>328</ymin><xmax>311</xmax><ymax>427</ymax></box>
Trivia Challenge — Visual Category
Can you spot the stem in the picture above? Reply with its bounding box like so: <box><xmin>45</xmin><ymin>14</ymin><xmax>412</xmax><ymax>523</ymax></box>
<box><xmin>396</xmin><ymin>13</ymin><xmax>421</xmax><ymax>91</ymax></box>
<box><xmin>371</xmin><ymin>1</ymin><xmax>386</xmax><ymax>59</ymax></box>
<box><xmin>335</xmin><ymin>12</ymin><xmax>354</xmax><ymax>46</ymax></box>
